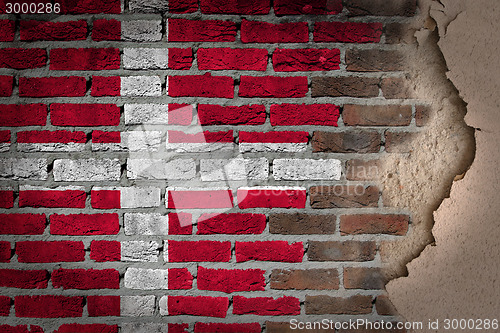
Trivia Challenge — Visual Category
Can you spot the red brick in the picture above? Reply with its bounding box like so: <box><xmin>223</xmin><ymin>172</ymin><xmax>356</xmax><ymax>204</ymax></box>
<box><xmin>201</xmin><ymin>0</ymin><xmax>269</xmax><ymax>14</ymax></box>
<box><xmin>274</xmin><ymin>0</ymin><xmax>342</xmax><ymax>14</ymax></box>
<box><xmin>270</xmin><ymin>104</ymin><xmax>339</xmax><ymax>126</ymax></box>
<box><xmin>59</xmin><ymin>0</ymin><xmax>121</xmax><ymax>14</ymax></box>
<box><xmin>195</xmin><ymin>323</ymin><xmax>261</xmax><ymax>333</ymax></box>
<box><xmin>0</xmin><ymin>214</ymin><xmax>46</xmax><ymax>235</ymax></box>
<box><xmin>167</xmin><ymin>189</ymin><xmax>233</xmax><ymax>209</ymax></box>
<box><xmin>239</xmin><ymin>76</ymin><xmax>308</xmax><ymax>98</ymax></box>
<box><xmin>19</xmin><ymin>77</ymin><xmax>86</xmax><ymax>97</ymax></box>
<box><xmin>0</xmin><ymin>325</ymin><xmax>43</xmax><ymax>333</ymax></box>
<box><xmin>168</xmin><ymin>268</ymin><xmax>193</xmax><ymax>289</ymax></box>
<box><xmin>87</xmin><ymin>296</ymin><xmax>120</xmax><ymax>317</ymax></box>
<box><xmin>375</xmin><ymin>295</ymin><xmax>399</xmax><ymax>316</ymax></box>
<box><xmin>51</xmin><ymin>104</ymin><xmax>120</xmax><ymax>126</ymax></box>
<box><xmin>0</xmin><ymin>20</ymin><xmax>14</xmax><ymax>41</ymax></box>
<box><xmin>167</xmin><ymin>240</ymin><xmax>231</xmax><ymax>262</ymax></box>
<box><xmin>50</xmin><ymin>213</ymin><xmax>119</xmax><ymax>235</ymax></box>
<box><xmin>310</xmin><ymin>185</ymin><xmax>379</xmax><ymax>208</ymax></box>
<box><xmin>91</xmin><ymin>189</ymin><xmax>120</xmax><ymax>209</ymax></box>
<box><xmin>233</xmin><ymin>296</ymin><xmax>300</xmax><ymax>316</ymax></box>
<box><xmin>55</xmin><ymin>324</ymin><xmax>118</xmax><ymax>333</ymax></box>
<box><xmin>168</xmin><ymin>19</ymin><xmax>236</xmax><ymax>42</ymax></box>
<box><xmin>314</xmin><ymin>22</ymin><xmax>382</xmax><ymax>43</ymax></box>
<box><xmin>168</xmin><ymin>212</ymin><xmax>193</xmax><ymax>235</ymax></box>
<box><xmin>16</xmin><ymin>241</ymin><xmax>85</xmax><ymax>263</ymax></box>
<box><xmin>0</xmin><ymin>130</ymin><xmax>9</xmax><ymax>142</ymax></box>
<box><xmin>241</xmin><ymin>20</ymin><xmax>308</xmax><ymax>43</ymax></box>
<box><xmin>305</xmin><ymin>295</ymin><xmax>372</xmax><ymax>314</ymax></box>
<box><xmin>0</xmin><ymin>296</ymin><xmax>10</xmax><ymax>316</ymax></box>
<box><xmin>0</xmin><ymin>241</ymin><xmax>10</xmax><ymax>262</ymax></box>
<box><xmin>91</xmin><ymin>131</ymin><xmax>120</xmax><ymax>143</ymax></box>
<box><xmin>90</xmin><ymin>240</ymin><xmax>121</xmax><ymax>262</ymax></box>
<box><xmin>20</xmin><ymin>20</ymin><xmax>87</xmax><ymax>41</ymax></box>
<box><xmin>15</xmin><ymin>295</ymin><xmax>84</xmax><ymax>318</ymax></box>
<box><xmin>169</xmin><ymin>324</ymin><xmax>189</xmax><ymax>333</ymax></box>
<box><xmin>19</xmin><ymin>189</ymin><xmax>86</xmax><ymax>208</ymax></box>
<box><xmin>17</xmin><ymin>130</ymin><xmax>86</xmax><ymax>144</ymax></box>
<box><xmin>311</xmin><ymin>76</ymin><xmax>380</xmax><ymax>97</ymax></box>
<box><xmin>239</xmin><ymin>131</ymin><xmax>308</xmax><ymax>143</ymax></box>
<box><xmin>197</xmin><ymin>266</ymin><xmax>265</xmax><ymax>293</ymax></box>
<box><xmin>50</xmin><ymin>48</ymin><xmax>120</xmax><ymax>70</ymax></box>
<box><xmin>92</xmin><ymin>19</ymin><xmax>120</xmax><ymax>41</ymax></box>
<box><xmin>170</xmin><ymin>129</ymin><xmax>233</xmax><ymax>143</ymax></box>
<box><xmin>273</xmin><ymin>49</ymin><xmax>340</xmax><ymax>71</ymax></box>
<box><xmin>346</xmin><ymin>49</ymin><xmax>405</xmax><ymax>72</ymax></box>
<box><xmin>235</xmin><ymin>241</ymin><xmax>303</xmax><ymax>262</ymax></box>
<box><xmin>197</xmin><ymin>213</ymin><xmax>266</xmax><ymax>235</ymax></box>
<box><xmin>198</xmin><ymin>104</ymin><xmax>266</xmax><ymax>126</ymax></box>
<box><xmin>169</xmin><ymin>74</ymin><xmax>234</xmax><ymax>98</ymax></box>
<box><xmin>345</xmin><ymin>0</ymin><xmax>417</xmax><ymax>16</ymax></box>
<box><xmin>0</xmin><ymin>48</ymin><xmax>47</xmax><ymax>69</ymax></box>
<box><xmin>169</xmin><ymin>104</ymin><xmax>193</xmax><ymax>125</ymax></box>
<box><xmin>237</xmin><ymin>188</ymin><xmax>307</xmax><ymax>209</ymax></box>
<box><xmin>0</xmin><ymin>190</ymin><xmax>13</xmax><ymax>208</ymax></box>
<box><xmin>344</xmin><ymin>267</ymin><xmax>385</xmax><ymax>289</ymax></box>
<box><xmin>169</xmin><ymin>48</ymin><xmax>193</xmax><ymax>70</ymax></box>
<box><xmin>198</xmin><ymin>48</ymin><xmax>267</xmax><ymax>71</ymax></box>
<box><xmin>52</xmin><ymin>269</ymin><xmax>119</xmax><ymax>290</ymax></box>
<box><xmin>269</xmin><ymin>213</ymin><xmax>336</xmax><ymax>235</ymax></box>
<box><xmin>0</xmin><ymin>75</ymin><xmax>13</xmax><ymax>96</ymax></box>
<box><xmin>0</xmin><ymin>269</ymin><xmax>49</xmax><ymax>289</ymax></box>
<box><xmin>169</xmin><ymin>0</ymin><xmax>197</xmax><ymax>13</ymax></box>
<box><xmin>308</xmin><ymin>241</ymin><xmax>376</xmax><ymax>261</ymax></box>
<box><xmin>270</xmin><ymin>269</ymin><xmax>339</xmax><ymax>290</ymax></box>
<box><xmin>343</xmin><ymin>104</ymin><xmax>413</xmax><ymax>126</ymax></box>
<box><xmin>0</xmin><ymin>104</ymin><xmax>47</xmax><ymax>126</ymax></box>
<box><xmin>168</xmin><ymin>296</ymin><xmax>228</xmax><ymax>318</ymax></box>
<box><xmin>91</xmin><ymin>76</ymin><xmax>120</xmax><ymax>96</ymax></box>
<box><xmin>340</xmin><ymin>214</ymin><xmax>409</xmax><ymax>235</ymax></box>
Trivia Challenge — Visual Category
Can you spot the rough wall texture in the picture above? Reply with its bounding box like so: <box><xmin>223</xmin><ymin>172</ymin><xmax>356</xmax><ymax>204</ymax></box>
<box><xmin>388</xmin><ymin>0</ymin><xmax>500</xmax><ymax>331</ymax></box>
<box><xmin>0</xmin><ymin>0</ymin><xmax>478</xmax><ymax>332</ymax></box>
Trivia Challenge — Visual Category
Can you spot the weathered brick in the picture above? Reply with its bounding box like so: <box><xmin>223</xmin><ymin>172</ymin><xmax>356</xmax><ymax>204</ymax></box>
<box><xmin>53</xmin><ymin>159</ymin><xmax>121</xmax><ymax>182</ymax></box>
<box><xmin>122</xmin><ymin>20</ymin><xmax>162</xmax><ymax>41</ymax></box>
<box><xmin>0</xmin><ymin>214</ymin><xmax>46</xmax><ymax>235</ymax></box>
<box><xmin>310</xmin><ymin>185</ymin><xmax>379</xmax><ymax>208</ymax></box>
<box><xmin>16</xmin><ymin>241</ymin><xmax>84</xmax><ymax>263</ymax></box>
<box><xmin>163</xmin><ymin>296</ymin><xmax>229</xmax><ymax>318</ymax></box>
<box><xmin>198</xmin><ymin>213</ymin><xmax>266</xmax><ymax>235</ymax></box>
<box><xmin>90</xmin><ymin>240</ymin><xmax>120</xmax><ymax>262</ymax></box>
<box><xmin>344</xmin><ymin>267</ymin><xmax>385</xmax><ymax>289</ymax></box>
<box><xmin>346</xmin><ymin>49</ymin><xmax>406</xmax><ymax>72</ymax></box>
<box><xmin>169</xmin><ymin>0</ymin><xmax>197</xmax><ymax>13</ymax></box>
<box><xmin>0</xmin><ymin>76</ymin><xmax>13</xmax><ymax>97</ymax></box>
<box><xmin>20</xmin><ymin>20</ymin><xmax>87</xmax><ymax>41</ymax></box>
<box><xmin>166</xmin><ymin>240</ymin><xmax>231</xmax><ymax>262</ymax></box>
<box><xmin>195</xmin><ymin>323</ymin><xmax>261</xmax><ymax>333</ymax></box>
<box><xmin>0</xmin><ymin>158</ymin><xmax>47</xmax><ymax>180</ymax></box>
<box><xmin>19</xmin><ymin>77</ymin><xmax>86</xmax><ymax>97</ymax></box>
<box><xmin>0</xmin><ymin>190</ymin><xmax>13</xmax><ymax>208</ymax></box>
<box><xmin>200</xmin><ymin>0</ymin><xmax>270</xmax><ymax>14</ymax></box>
<box><xmin>314</xmin><ymin>22</ymin><xmax>382</xmax><ymax>43</ymax></box>
<box><xmin>311</xmin><ymin>77</ymin><xmax>380</xmax><ymax>98</ymax></box>
<box><xmin>312</xmin><ymin>131</ymin><xmax>381</xmax><ymax>153</ymax></box>
<box><xmin>129</xmin><ymin>0</ymin><xmax>167</xmax><ymax>12</ymax></box>
<box><xmin>340</xmin><ymin>214</ymin><xmax>410</xmax><ymax>235</ymax></box>
<box><xmin>241</xmin><ymin>20</ymin><xmax>308</xmax><ymax>43</ymax></box>
<box><xmin>167</xmin><ymin>188</ymin><xmax>233</xmax><ymax>209</ymax></box>
<box><xmin>236</xmin><ymin>241</ymin><xmax>303</xmax><ymax>262</ymax></box>
<box><xmin>92</xmin><ymin>186</ymin><xmax>160</xmax><ymax>208</ymax></box>
<box><xmin>233</xmin><ymin>296</ymin><xmax>300</xmax><ymax>316</ymax></box>
<box><xmin>197</xmin><ymin>267</ymin><xmax>265</xmax><ymax>293</ymax></box>
<box><xmin>201</xmin><ymin>158</ymin><xmax>268</xmax><ymax>181</ymax></box>
<box><xmin>346</xmin><ymin>159</ymin><xmax>381</xmax><ymax>181</ymax></box>
<box><xmin>121</xmin><ymin>76</ymin><xmax>162</xmax><ymax>96</ymax></box>
<box><xmin>0</xmin><ymin>296</ymin><xmax>10</xmax><ymax>316</ymax></box>
<box><xmin>92</xmin><ymin>19</ymin><xmax>120</xmax><ymax>41</ymax></box>
<box><xmin>273</xmin><ymin>159</ymin><xmax>341</xmax><ymax>180</ymax></box>
<box><xmin>274</xmin><ymin>0</ymin><xmax>342</xmax><ymax>15</ymax></box>
<box><xmin>121</xmin><ymin>296</ymin><xmax>155</xmax><ymax>317</ymax></box>
<box><xmin>124</xmin><ymin>213</ymin><xmax>168</xmax><ymax>235</ymax></box>
<box><xmin>121</xmin><ymin>241</ymin><xmax>159</xmax><ymax>262</ymax></box>
<box><xmin>51</xmin><ymin>104</ymin><xmax>120</xmax><ymax>126</ymax></box>
<box><xmin>0</xmin><ymin>48</ymin><xmax>47</xmax><ymax>69</ymax></box>
<box><xmin>0</xmin><ymin>269</ymin><xmax>49</xmax><ymax>289</ymax></box>
<box><xmin>0</xmin><ymin>104</ymin><xmax>47</xmax><ymax>127</ymax></box>
<box><xmin>50</xmin><ymin>213</ymin><xmax>119</xmax><ymax>235</ymax></box>
<box><xmin>305</xmin><ymin>295</ymin><xmax>373</xmax><ymax>314</ymax></box>
<box><xmin>0</xmin><ymin>20</ymin><xmax>14</xmax><ymax>41</ymax></box>
<box><xmin>123</xmin><ymin>48</ymin><xmax>167</xmax><ymax>69</ymax></box>
<box><xmin>87</xmin><ymin>296</ymin><xmax>120</xmax><ymax>317</ymax></box>
<box><xmin>0</xmin><ymin>242</ymin><xmax>10</xmax><ymax>263</ymax></box>
<box><xmin>270</xmin><ymin>103</ymin><xmax>340</xmax><ymax>126</ymax></box>
<box><xmin>52</xmin><ymin>269</ymin><xmax>119</xmax><ymax>290</ymax></box>
<box><xmin>308</xmin><ymin>241</ymin><xmax>376</xmax><ymax>261</ymax></box>
<box><xmin>15</xmin><ymin>295</ymin><xmax>84</xmax><ymax>318</ymax></box>
<box><xmin>50</xmin><ymin>48</ymin><xmax>120</xmax><ymax>70</ymax></box>
<box><xmin>198</xmin><ymin>48</ymin><xmax>268</xmax><ymax>71</ymax></box>
<box><xmin>198</xmin><ymin>104</ymin><xmax>266</xmax><ymax>125</ymax></box>
<box><xmin>168</xmin><ymin>48</ymin><xmax>193</xmax><ymax>70</ymax></box>
<box><xmin>19</xmin><ymin>186</ymin><xmax>86</xmax><ymax>208</ymax></box>
<box><xmin>345</xmin><ymin>0</ymin><xmax>417</xmax><ymax>16</ymax></box>
<box><xmin>238</xmin><ymin>187</ymin><xmax>307</xmax><ymax>209</ymax></box>
<box><xmin>169</xmin><ymin>19</ymin><xmax>236</xmax><ymax>42</ymax></box>
<box><xmin>239</xmin><ymin>76</ymin><xmax>308</xmax><ymax>98</ymax></box>
<box><xmin>124</xmin><ymin>104</ymin><xmax>168</xmax><ymax>124</ymax></box>
<box><xmin>343</xmin><ymin>105</ymin><xmax>412</xmax><ymax>126</ymax></box>
<box><xmin>273</xmin><ymin>48</ymin><xmax>340</xmax><ymax>71</ymax></box>
<box><xmin>270</xmin><ymin>269</ymin><xmax>339</xmax><ymax>290</ymax></box>
<box><xmin>127</xmin><ymin>159</ymin><xmax>195</xmax><ymax>180</ymax></box>
<box><xmin>269</xmin><ymin>213</ymin><xmax>336</xmax><ymax>234</ymax></box>
<box><xmin>169</xmin><ymin>74</ymin><xmax>234</xmax><ymax>98</ymax></box>
<box><xmin>124</xmin><ymin>268</ymin><xmax>168</xmax><ymax>290</ymax></box>
<box><xmin>239</xmin><ymin>131</ymin><xmax>308</xmax><ymax>153</ymax></box>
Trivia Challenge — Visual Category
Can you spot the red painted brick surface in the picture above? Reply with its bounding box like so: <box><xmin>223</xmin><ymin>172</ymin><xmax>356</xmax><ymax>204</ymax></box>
<box><xmin>235</xmin><ymin>241</ymin><xmax>304</xmax><ymax>262</ymax></box>
<box><xmin>168</xmin><ymin>296</ymin><xmax>229</xmax><ymax>318</ymax></box>
<box><xmin>0</xmin><ymin>75</ymin><xmax>13</xmax><ymax>96</ymax></box>
<box><xmin>197</xmin><ymin>213</ymin><xmax>266</xmax><ymax>234</ymax></box>
<box><xmin>270</xmin><ymin>104</ymin><xmax>340</xmax><ymax>126</ymax></box>
<box><xmin>92</xmin><ymin>19</ymin><xmax>120</xmax><ymax>41</ymax></box>
<box><xmin>169</xmin><ymin>48</ymin><xmax>194</xmax><ymax>70</ymax></box>
<box><xmin>19</xmin><ymin>189</ymin><xmax>86</xmax><ymax>208</ymax></box>
<box><xmin>0</xmin><ymin>48</ymin><xmax>47</xmax><ymax>69</ymax></box>
<box><xmin>241</xmin><ymin>20</ymin><xmax>308</xmax><ymax>43</ymax></box>
<box><xmin>50</xmin><ymin>104</ymin><xmax>120</xmax><ymax>126</ymax></box>
<box><xmin>169</xmin><ymin>74</ymin><xmax>234</xmax><ymax>98</ymax></box>
<box><xmin>168</xmin><ymin>240</ymin><xmax>231</xmax><ymax>262</ymax></box>
<box><xmin>0</xmin><ymin>214</ymin><xmax>46</xmax><ymax>235</ymax></box>
<box><xmin>169</xmin><ymin>19</ymin><xmax>237</xmax><ymax>42</ymax></box>
<box><xmin>239</xmin><ymin>76</ymin><xmax>308</xmax><ymax>98</ymax></box>
<box><xmin>273</xmin><ymin>48</ymin><xmax>341</xmax><ymax>71</ymax></box>
<box><xmin>198</xmin><ymin>48</ymin><xmax>268</xmax><ymax>71</ymax></box>
<box><xmin>0</xmin><ymin>104</ymin><xmax>47</xmax><ymax>126</ymax></box>
<box><xmin>49</xmin><ymin>48</ymin><xmax>120</xmax><ymax>70</ymax></box>
<box><xmin>90</xmin><ymin>240</ymin><xmax>121</xmax><ymax>262</ymax></box>
<box><xmin>50</xmin><ymin>213</ymin><xmax>119</xmax><ymax>235</ymax></box>
<box><xmin>16</xmin><ymin>241</ymin><xmax>84</xmax><ymax>263</ymax></box>
<box><xmin>15</xmin><ymin>295</ymin><xmax>84</xmax><ymax>318</ymax></box>
<box><xmin>19</xmin><ymin>77</ymin><xmax>86</xmax><ymax>97</ymax></box>
<box><xmin>0</xmin><ymin>269</ymin><xmax>49</xmax><ymax>289</ymax></box>
<box><xmin>20</xmin><ymin>20</ymin><xmax>87</xmax><ymax>41</ymax></box>
<box><xmin>233</xmin><ymin>296</ymin><xmax>300</xmax><ymax>315</ymax></box>
<box><xmin>197</xmin><ymin>267</ymin><xmax>266</xmax><ymax>293</ymax></box>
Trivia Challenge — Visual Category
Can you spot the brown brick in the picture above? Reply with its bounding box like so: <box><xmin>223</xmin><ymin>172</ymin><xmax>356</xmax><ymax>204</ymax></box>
<box><xmin>385</xmin><ymin>131</ymin><xmax>418</xmax><ymax>153</ymax></box>
<box><xmin>346</xmin><ymin>159</ymin><xmax>381</xmax><ymax>181</ymax></box>
<box><xmin>340</xmin><ymin>214</ymin><xmax>409</xmax><ymax>235</ymax></box>
<box><xmin>376</xmin><ymin>295</ymin><xmax>399</xmax><ymax>316</ymax></box>
<box><xmin>308</xmin><ymin>241</ymin><xmax>376</xmax><ymax>261</ymax></box>
<box><xmin>343</xmin><ymin>105</ymin><xmax>412</xmax><ymax>126</ymax></box>
<box><xmin>345</xmin><ymin>0</ymin><xmax>417</xmax><ymax>16</ymax></box>
<box><xmin>305</xmin><ymin>295</ymin><xmax>373</xmax><ymax>315</ymax></box>
<box><xmin>415</xmin><ymin>105</ymin><xmax>431</xmax><ymax>127</ymax></box>
<box><xmin>270</xmin><ymin>269</ymin><xmax>339</xmax><ymax>290</ymax></box>
<box><xmin>311</xmin><ymin>76</ymin><xmax>379</xmax><ymax>98</ymax></box>
<box><xmin>381</xmin><ymin>77</ymin><xmax>414</xmax><ymax>99</ymax></box>
<box><xmin>312</xmin><ymin>131</ymin><xmax>381</xmax><ymax>153</ymax></box>
<box><xmin>266</xmin><ymin>322</ymin><xmax>332</xmax><ymax>333</ymax></box>
<box><xmin>344</xmin><ymin>267</ymin><xmax>386</xmax><ymax>289</ymax></box>
<box><xmin>310</xmin><ymin>185</ymin><xmax>379</xmax><ymax>208</ymax></box>
<box><xmin>386</xmin><ymin>23</ymin><xmax>417</xmax><ymax>44</ymax></box>
<box><xmin>346</xmin><ymin>49</ymin><xmax>406</xmax><ymax>72</ymax></box>
<box><xmin>269</xmin><ymin>213</ymin><xmax>335</xmax><ymax>235</ymax></box>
